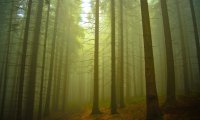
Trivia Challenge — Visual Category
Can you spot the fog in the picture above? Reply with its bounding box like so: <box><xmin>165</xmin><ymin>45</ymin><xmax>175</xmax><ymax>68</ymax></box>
<box><xmin>0</xmin><ymin>0</ymin><xmax>200</xmax><ymax>120</ymax></box>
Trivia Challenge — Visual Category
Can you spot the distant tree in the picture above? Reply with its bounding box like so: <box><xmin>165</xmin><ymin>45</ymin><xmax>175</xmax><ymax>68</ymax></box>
<box><xmin>38</xmin><ymin>1</ymin><xmax>51</xmax><ymax>119</ymax></box>
<box><xmin>140</xmin><ymin>0</ymin><xmax>162</xmax><ymax>119</ymax></box>
<box><xmin>44</xmin><ymin>0</ymin><xmax>60</xmax><ymax>116</ymax></box>
<box><xmin>0</xmin><ymin>1</ymin><xmax>14</xmax><ymax>119</ymax></box>
<box><xmin>25</xmin><ymin>0</ymin><xmax>44</xmax><ymax>119</ymax></box>
<box><xmin>62</xmin><ymin>39</ymin><xmax>69</xmax><ymax>111</ymax></box>
<box><xmin>119</xmin><ymin>0</ymin><xmax>125</xmax><ymax>108</ymax></box>
<box><xmin>189</xmin><ymin>0</ymin><xmax>200</xmax><ymax>76</ymax></box>
<box><xmin>55</xmin><ymin>45</ymin><xmax>64</xmax><ymax>111</ymax></box>
<box><xmin>16</xmin><ymin>0</ymin><xmax>33</xmax><ymax>119</ymax></box>
<box><xmin>125</xmin><ymin>15</ymin><xmax>131</xmax><ymax>101</ymax></box>
<box><xmin>92</xmin><ymin>0</ymin><xmax>101</xmax><ymax>114</ymax></box>
<box><xmin>160</xmin><ymin>0</ymin><xmax>176</xmax><ymax>106</ymax></box>
<box><xmin>175</xmin><ymin>0</ymin><xmax>189</xmax><ymax>95</ymax></box>
<box><xmin>111</xmin><ymin>0</ymin><xmax>118</xmax><ymax>114</ymax></box>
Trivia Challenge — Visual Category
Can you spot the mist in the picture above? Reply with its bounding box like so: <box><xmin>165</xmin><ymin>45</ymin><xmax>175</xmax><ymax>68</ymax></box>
<box><xmin>0</xmin><ymin>0</ymin><xmax>200</xmax><ymax>120</ymax></box>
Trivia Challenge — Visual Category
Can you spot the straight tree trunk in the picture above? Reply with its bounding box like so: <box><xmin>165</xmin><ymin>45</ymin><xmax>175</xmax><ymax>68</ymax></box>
<box><xmin>16</xmin><ymin>0</ymin><xmax>33</xmax><ymax>119</ymax></box>
<box><xmin>38</xmin><ymin>1</ymin><xmax>51</xmax><ymax>119</ymax></box>
<box><xmin>102</xmin><ymin>51</ymin><xmax>105</xmax><ymax>102</ymax></box>
<box><xmin>55</xmin><ymin>45</ymin><xmax>64</xmax><ymax>111</ymax></box>
<box><xmin>175</xmin><ymin>0</ymin><xmax>190</xmax><ymax>95</ymax></box>
<box><xmin>132</xmin><ymin>34</ymin><xmax>136</xmax><ymax>97</ymax></box>
<box><xmin>119</xmin><ymin>0</ymin><xmax>125</xmax><ymax>108</ymax></box>
<box><xmin>0</xmin><ymin>1</ymin><xmax>14</xmax><ymax>119</ymax></box>
<box><xmin>52</xmin><ymin>51</ymin><xmax>58</xmax><ymax>111</ymax></box>
<box><xmin>125</xmin><ymin>15</ymin><xmax>131</xmax><ymax>101</ymax></box>
<box><xmin>140</xmin><ymin>0</ymin><xmax>162</xmax><ymax>119</ymax></box>
<box><xmin>44</xmin><ymin>0</ymin><xmax>60</xmax><ymax>115</ymax></box>
<box><xmin>111</xmin><ymin>0</ymin><xmax>118</xmax><ymax>114</ymax></box>
<box><xmin>189</xmin><ymin>0</ymin><xmax>200</xmax><ymax>76</ymax></box>
<box><xmin>25</xmin><ymin>0</ymin><xmax>44</xmax><ymax>119</ymax></box>
<box><xmin>160</xmin><ymin>0</ymin><xmax>176</xmax><ymax>105</ymax></box>
<box><xmin>92</xmin><ymin>0</ymin><xmax>101</xmax><ymax>114</ymax></box>
<box><xmin>62</xmin><ymin>41</ymin><xmax>69</xmax><ymax>111</ymax></box>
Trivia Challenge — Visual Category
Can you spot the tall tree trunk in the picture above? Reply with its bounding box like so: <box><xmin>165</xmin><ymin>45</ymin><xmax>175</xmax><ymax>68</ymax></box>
<box><xmin>16</xmin><ymin>0</ymin><xmax>33</xmax><ymax>119</ymax></box>
<box><xmin>0</xmin><ymin>1</ymin><xmax>14</xmax><ymax>119</ymax></box>
<box><xmin>111</xmin><ymin>0</ymin><xmax>118</xmax><ymax>114</ymax></box>
<box><xmin>125</xmin><ymin>15</ymin><xmax>131</xmax><ymax>101</ymax></box>
<box><xmin>55</xmin><ymin>46</ymin><xmax>64</xmax><ymax>111</ymax></box>
<box><xmin>0</xmin><ymin>54</ymin><xmax>6</xmax><ymax>93</ymax></box>
<box><xmin>160</xmin><ymin>0</ymin><xmax>176</xmax><ymax>105</ymax></box>
<box><xmin>92</xmin><ymin>0</ymin><xmax>101</xmax><ymax>114</ymax></box>
<box><xmin>62</xmin><ymin>41</ymin><xmax>69</xmax><ymax>111</ymax></box>
<box><xmin>126</xmin><ymin>24</ymin><xmax>130</xmax><ymax>99</ymax></box>
<box><xmin>25</xmin><ymin>0</ymin><xmax>44</xmax><ymax>119</ymax></box>
<box><xmin>175</xmin><ymin>0</ymin><xmax>190</xmax><ymax>95</ymax></box>
<box><xmin>38</xmin><ymin>1</ymin><xmax>51</xmax><ymax>119</ymax></box>
<box><xmin>189</xmin><ymin>0</ymin><xmax>200</xmax><ymax>76</ymax></box>
<box><xmin>140</xmin><ymin>0</ymin><xmax>162</xmax><ymax>119</ymax></box>
<box><xmin>119</xmin><ymin>0</ymin><xmax>125</xmax><ymax>108</ymax></box>
<box><xmin>52</xmin><ymin>52</ymin><xmax>58</xmax><ymax>111</ymax></box>
<box><xmin>102</xmin><ymin>51</ymin><xmax>105</xmax><ymax>102</ymax></box>
<box><xmin>44</xmin><ymin>0</ymin><xmax>60</xmax><ymax>115</ymax></box>
<box><xmin>132</xmin><ymin>34</ymin><xmax>136</xmax><ymax>97</ymax></box>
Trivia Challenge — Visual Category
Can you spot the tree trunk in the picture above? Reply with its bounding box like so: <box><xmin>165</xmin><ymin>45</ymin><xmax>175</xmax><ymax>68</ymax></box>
<box><xmin>16</xmin><ymin>0</ymin><xmax>33</xmax><ymax>119</ymax></box>
<box><xmin>119</xmin><ymin>0</ymin><xmax>125</xmax><ymax>108</ymax></box>
<box><xmin>140</xmin><ymin>0</ymin><xmax>162</xmax><ymax>119</ymax></box>
<box><xmin>44</xmin><ymin>0</ymin><xmax>60</xmax><ymax>116</ymax></box>
<box><xmin>126</xmin><ymin>22</ymin><xmax>130</xmax><ymax>99</ymax></box>
<box><xmin>25</xmin><ymin>0</ymin><xmax>44</xmax><ymax>119</ymax></box>
<box><xmin>62</xmin><ymin>41</ymin><xmax>69</xmax><ymax>111</ymax></box>
<box><xmin>175</xmin><ymin>0</ymin><xmax>190</xmax><ymax>95</ymax></box>
<box><xmin>0</xmin><ymin>1</ymin><xmax>14</xmax><ymax>119</ymax></box>
<box><xmin>92</xmin><ymin>0</ymin><xmax>101</xmax><ymax>114</ymax></box>
<box><xmin>160</xmin><ymin>0</ymin><xmax>176</xmax><ymax>105</ymax></box>
<box><xmin>111</xmin><ymin>0</ymin><xmax>118</xmax><ymax>114</ymax></box>
<box><xmin>38</xmin><ymin>1</ymin><xmax>51</xmax><ymax>119</ymax></box>
<box><xmin>189</xmin><ymin>0</ymin><xmax>200</xmax><ymax>77</ymax></box>
<box><xmin>55</xmin><ymin>45</ymin><xmax>64</xmax><ymax>111</ymax></box>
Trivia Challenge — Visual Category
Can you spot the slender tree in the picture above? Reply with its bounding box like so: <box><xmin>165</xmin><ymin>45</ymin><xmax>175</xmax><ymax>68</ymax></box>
<box><xmin>140</xmin><ymin>0</ymin><xmax>162</xmax><ymax>119</ymax></box>
<box><xmin>119</xmin><ymin>0</ymin><xmax>125</xmax><ymax>108</ymax></box>
<box><xmin>160</xmin><ymin>0</ymin><xmax>176</xmax><ymax>105</ymax></box>
<box><xmin>175</xmin><ymin>0</ymin><xmax>190</xmax><ymax>95</ymax></box>
<box><xmin>55</xmin><ymin>45</ymin><xmax>64</xmax><ymax>111</ymax></box>
<box><xmin>44</xmin><ymin>0</ymin><xmax>60</xmax><ymax>115</ymax></box>
<box><xmin>38</xmin><ymin>1</ymin><xmax>51</xmax><ymax>119</ymax></box>
<box><xmin>16</xmin><ymin>0</ymin><xmax>33</xmax><ymax>119</ymax></box>
<box><xmin>111</xmin><ymin>0</ymin><xmax>118</xmax><ymax>114</ymax></box>
<box><xmin>189</xmin><ymin>0</ymin><xmax>200</xmax><ymax>75</ymax></box>
<box><xmin>62</xmin><ymin>40</ymin><xmax>69</xmax><ymax>111</ymax></box>
<box><xmin>0</xmin><ymin>1</ymin><xmax>14</xmax><ymax>119</ymax></box>
<box><xmin>25</xmin><ymin>0</ymin><xmax>44</xmax><ymax>119</ymax></box>
<box><xmin>92</xmin><ymin>0</ymin><xmax>101</xmax><ymax>114</ymax></box>
<box><xmin>125</xmin><ymin>15</ymin><xmax>131</xmax><ymax>101</ymax></box>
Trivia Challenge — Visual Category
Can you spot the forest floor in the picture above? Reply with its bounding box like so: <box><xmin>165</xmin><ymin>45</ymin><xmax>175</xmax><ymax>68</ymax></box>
<box><xmin>44</xmin><ymin>96</ymin><xmax>200</xmax><ymax>120</ymax></box>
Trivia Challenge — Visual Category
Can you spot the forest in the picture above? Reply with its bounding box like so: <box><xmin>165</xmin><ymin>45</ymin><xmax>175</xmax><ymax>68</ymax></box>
<box><xmin>0</xmin><ymin>0</ymin><xmax>200</xmax><ymax>120</ymax></box>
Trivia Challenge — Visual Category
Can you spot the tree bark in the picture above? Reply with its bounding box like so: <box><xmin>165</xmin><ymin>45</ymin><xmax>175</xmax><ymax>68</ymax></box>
<box><xmin>25</xmin><ymin>0</ymin><xmax>44</xmax><ymax>119</ymax></box>
<box><xmin>92</xmin><ymin>0</ymin><xmax>101</xmax><ymax>114</ymax></box>
<box><xmin>44</xmin><ymin>0</ymin><xmax>60</xmax><ymax>116</ymax></box>
<box><xmin>111</xmin><ymin>0</ymin><xmax>118</xmax><ymax>114</ymax></box>
<box><xmin>140</xmin><ymin>0</ymin><xmax>162</xmax><ymax>119</ymax></box>
<box><xmin>16</xmin><ymin>0</ymin><xmax>33</xmax><ymax>119</ymax></box>
<box><xmin>189</xmin><ymin>0</ymin><xmax>200</xmax><ymax>77</ymax></box>
<box><xmin>160</xmin><ymin>0</ymin><xmax>176</xmax><ymax>105</ymax></box>
<box><xmin>38</xmin><ymin>1</ymin><xmax>51</xmax><ymax>119</ymax></box>
<box><xmin>119</xmin><ymin>0</ymin><xmax>125</xmax><ymax>108</ymax></box>
<box><xmin>175</xmin><ymin>0</ymin><xmax>190</xmax><ymax>95</ymax></box>
<box><xmin>0</xmin><ymin>1</ymin><xmax>14</xmax><ymax>119</ymax></box>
